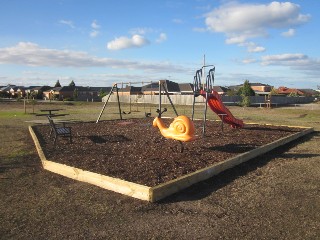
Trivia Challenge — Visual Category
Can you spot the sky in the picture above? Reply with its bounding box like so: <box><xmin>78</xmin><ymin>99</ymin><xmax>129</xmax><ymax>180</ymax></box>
<box><xmin>0</xmin><ymin>0</ymin><xmax>319</xmax><ymax>89</ymax></box>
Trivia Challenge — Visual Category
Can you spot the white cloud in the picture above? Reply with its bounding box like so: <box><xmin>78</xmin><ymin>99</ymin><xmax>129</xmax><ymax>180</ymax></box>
<box><xmin>90</xmin><ymin>30</ymin><xmax>99</xmax><ymax>38</ymax></box>
<box><xmin>107</xmin><ymin>35</ymin><xmax>150</xmax><ymax>50</ymax></box>
<box><xmin>91</xmin><ymin>20</ymin><xmax>100</xmax><ymax>29</ymax></box>
<box><xmin>59</xmin><ymin>20</ymin><xmax>75</xmax><ymax>29</ymax></box>
<box><xmin>242</xmin><ymin>58</ymin><xmax>257</xmax><ymax>64</ymax></box>
<box><xmin>229</xmin><ymin>41</ymin><xmax>266</xmax><ymax>53</ymax></box>
<box><xmin>156</xmin><ymin>33</ymin><xmax>167</xmax><ymax>43</ymax></box>
<box><xmin>0</xmin><ymin>42</ymin><xmax>185</xmax><ymax>74</ymax></box>
<box><xmin>261</xmin><ymin>53</ymin><xmax>308</xmax><ymax>65</ymax></box>
<box><xmin>281</xmin><ymin>28</ymin><xmax>296</xmax><ymax>37</ymax></box>
<box><xmin>239</xmin><ymin>42</ymin><xmax>266</xmax><ymax>53</ymax></box>
<box><xmin>261</xmin><ymin>53</ymin><xmax>320</xmax><ymax>71</ymax></box>
<box><xmin>249</xmin><ymin>46</ymin><xmax>266</xmax><ymax>53</ymax></box>
<box><xmin>204</xmin><ymin>1</ymin><xmax>310</xmax><ymax>52</ymax></box>
<box><xmin>90</xmin><ymin>20</ymin><xmax>100</xmax><ymax>38</ymax></box>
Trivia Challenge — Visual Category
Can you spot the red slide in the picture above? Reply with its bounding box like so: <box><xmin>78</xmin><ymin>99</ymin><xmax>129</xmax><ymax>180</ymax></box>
<box><xmin>200</xmin><ymin>90</ymin><xmax>244</xmax><ymax>128</ymax></box>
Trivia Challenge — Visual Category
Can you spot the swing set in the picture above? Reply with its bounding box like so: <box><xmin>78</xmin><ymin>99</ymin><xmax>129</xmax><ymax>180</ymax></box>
<box><xmin>96</xmin><ymin>80</ymin><xmax>196</xmax><ymax>152</ymax></box>
<box><xmin>96</xmin><ymin>81</ymin><xmax>153</xmax><ymax>123</ymax></box>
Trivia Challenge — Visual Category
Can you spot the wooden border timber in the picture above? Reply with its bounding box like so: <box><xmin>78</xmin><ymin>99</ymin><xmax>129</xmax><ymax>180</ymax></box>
<box><xmin>29</xmin><ymin>125</ymin><xmax>313</xmax><ymax>202</ymax></box>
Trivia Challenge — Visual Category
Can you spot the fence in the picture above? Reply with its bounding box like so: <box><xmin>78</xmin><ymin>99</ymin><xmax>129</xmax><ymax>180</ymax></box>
<box><xmin>102</xmin><ymin>94</ymin><xmax>315</xmax><ymax>106</ymax></box>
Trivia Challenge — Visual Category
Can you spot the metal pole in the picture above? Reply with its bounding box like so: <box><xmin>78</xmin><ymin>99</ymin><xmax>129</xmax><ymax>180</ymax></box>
<box><xmin>191</xmin><ymin>94</ymin><xmax>196</xmax><ymax>120</ymax></box>
<box><xmin>202</xmin><ymin>92</ymin><xmax>208</xmax><ymax>137</ymax></box>
<box><xmin>115</xmin><ymin>84</ymin><xmax>122</xmax><ymax>120</ymax></box>
<box><xmin>161</xmin><ymin>81</ymin><xmax>178</xmax><ymax>117</ymax></box>
<box><xmin>158</xmin><ymin>81</ymin><xmax>162</xmax><ymax>117</ymax></box>
<box><xmin>96</xmin><ymin>84</ymin><xmax>116</xmax><ymax>123</ymax></box>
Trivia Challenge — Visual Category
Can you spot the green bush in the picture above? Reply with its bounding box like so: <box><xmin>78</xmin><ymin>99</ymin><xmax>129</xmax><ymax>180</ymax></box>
<box><xmin>240</xmin><ymin>95</ymin><xmax>251</xmax><ymax>107</ymax></box>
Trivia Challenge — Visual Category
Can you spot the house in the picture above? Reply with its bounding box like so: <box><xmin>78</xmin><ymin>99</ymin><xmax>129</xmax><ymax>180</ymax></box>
<box><xmin>212</xmin><ymin>86</ymin><xmax>228</xmax><ymax>95</ymax></box>
<box><xmin>0</xmin><ymin>84</ymin><xmax>16</xmax><ymax>97</ymax></box>
<box><xmin>298</xmin><ymin>89</ymin><xmax>319</xmax><ymax>97</ymax></box>
<box><xmin>276</xmin><ymin>86</ymin><xmax>315</xmax><ymax>96</ymax></box>
<box><xmin>26</xmin><ymin>86</ymin><xmax>51</xmax><ymax>99</ymax></box>
<box><xmin>228</xmin><ymin>83</ymin><xmax>273</xmax><ymax>96</ymax></box>
<box><xmin>43</xmin><ymin>86</ymin><xmax>75</xmax><ymax>100</ymax></box>
<box><xmin>118</xmin><ymin>85</ymin><xmax>142</xmax><ymax>96</ymax></box>
<box><xmin>141</xmin><ymin>80</ymin><xmax>180</xmax><ymax>95</ymax></box>
<box><xmin>249</xmin><ymin>83</ymin><xmax>273</xmax><ymax>92</ymax></box>
<box><xmin>228</xmin><ymin>85</ymin><xmax>242</xmax><ymax>92</ymax></box>
<box><xmin>9</xmin><ymin>86</ymin><xmax>25</xmax><ymax>98</ymax></box>
<box><xmin>43</xmin><ymin>86</ymin><xmax>113</xmax><ymax>101</ymax></box>
<box><xmin>76</xmin><ymin>86</ymin><xmax>112</xmax><ymax>101</ymax></box>
<box><xmin>179</xmin><ymin>83</ymin><xmax>194</xmax><ymax>95</ymax></box>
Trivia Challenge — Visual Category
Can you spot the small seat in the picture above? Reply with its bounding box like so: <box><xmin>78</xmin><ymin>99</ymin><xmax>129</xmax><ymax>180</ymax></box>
<box><xmin>47</xmin><ymin>116</ymin><xmax>72</xmax><ymax>145</ymax></box>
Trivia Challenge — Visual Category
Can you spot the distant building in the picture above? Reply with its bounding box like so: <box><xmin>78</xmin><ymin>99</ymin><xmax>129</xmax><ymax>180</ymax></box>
<box><xmin>228</xmin><ymin>82</ymin><xmax>273</xmax><ymax>96</ymax></box>
<box><xmin>178</xmin><ymin>83</ymin><xmax>194</xmax><ymax>95</ymax></box>
<box><xmin>9</xmin><ymin>86</ymin><xmax>25</xmax><ymax>98</ymax></box>
<box><xmin>249</xmin><ymin>83</ymin><xmax>273</xmax><ymax>92</ymax></box>
<box><xmin>77</xmin><ymin>86</ymin><xmax>112</xmax><ymax>101</ymax></box>
<box><xmin>141</xmin><ymin>80</ymin><xmax>180</xmax><ymax>95</ymax></box>
<box><xmin>43</xmin><ymin>86</ymin><xmax>75</xmax><ymax>100</ymax></box>
<box><xmin>25</xmin><ymin>86</ymin><xmax>51</xmax><ymax>99</ymax></box>
<box><xmin>212</xmin><ymin>86</ymin><xmax>228</xmax><ymax>95</ymax></box>
<box><xmin>118</xmin><ymin>85</ymin><xmax>142</xmax><ymax>96</ymax></box>
<box><xmin>277</xmin><ymin>87</ymin><xmax>318</xmax><ymax>96</ymax></box>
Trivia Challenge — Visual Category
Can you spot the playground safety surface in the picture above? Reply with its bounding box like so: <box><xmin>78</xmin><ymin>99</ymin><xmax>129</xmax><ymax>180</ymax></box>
<box><xmin>30</xmin><ymin>118</ymin><xmax>312</xmax><ymax>201</ymax></box>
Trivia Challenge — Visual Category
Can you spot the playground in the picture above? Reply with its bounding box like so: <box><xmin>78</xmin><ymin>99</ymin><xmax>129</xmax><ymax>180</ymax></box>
<box><xmin>28</xmin><ymin>68</ymin><xmax>314</xmax><ymax>201</ymax></box>
<box><xmin>0</xmin><ymin>66</ymin><xmax>319</xmax><ymax>237</ymax></box>
<box><xmin>1</xmin><ymin>99</ymin><xmax>319</xmax><ymax>238</ymax></box>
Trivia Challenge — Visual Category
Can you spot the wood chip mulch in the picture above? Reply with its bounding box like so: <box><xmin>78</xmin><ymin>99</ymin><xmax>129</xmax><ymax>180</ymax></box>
<box><xmin>32</xmin><ymin>118</ymin><xmax>302</xmax><ymax>186</ymax></box>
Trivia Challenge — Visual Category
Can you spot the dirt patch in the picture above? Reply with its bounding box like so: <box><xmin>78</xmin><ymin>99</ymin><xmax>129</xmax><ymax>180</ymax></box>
<box><xmin>32</xmin><ymin>118</ymin><xmax>302</xmax><ymax>186</ymax></box>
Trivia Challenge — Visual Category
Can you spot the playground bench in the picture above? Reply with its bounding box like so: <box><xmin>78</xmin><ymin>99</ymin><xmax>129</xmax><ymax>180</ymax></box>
<box><xmin>47</xmin><ymin>116</ymin><xmax>72</xmax><ymax>145</ymax></box>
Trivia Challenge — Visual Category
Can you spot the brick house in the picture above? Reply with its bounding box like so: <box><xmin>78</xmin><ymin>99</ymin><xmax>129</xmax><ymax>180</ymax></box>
<box><xmin>43</xmin><ymin>86</ymin><xmax>75</xmax><ymax>100</ymax></box>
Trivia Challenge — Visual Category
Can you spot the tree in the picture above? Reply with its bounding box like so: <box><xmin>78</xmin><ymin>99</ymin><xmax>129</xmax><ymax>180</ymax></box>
<box><xmin>98</xmin><ymin>88</ymin><xmax>107</xmax><ymax>99</ymax></box>
<box><xmin>73</xmin><ymin>88</ymin><xmax>78</xmax><ymax>100</ymax></box>
<box><xmin>226</xmin><ymin>89</ymin><xmax>237</xmax><ymax>96</ymax></box>
<box><xmin>269</xmin><ymin>87</ymin><xmax>278</xmax><ymax>96</ymax></box>
<box><xmin>288</xmin><ymin>92</ymin><xmax>299</xmax><ymax>97</ymax></box>
<box><xmin>237</xmin><ymin>80</ymin><xmax>255</xmax><ymax>97</ymax></box>
<box><xmin>237</xmin><ymin>80</ymin><xmax>255</xmax><ymax>107</ymax></box>
<box><xmin>69</xmin><ymin>80</ymin><xmax>76</xmax><ymax>87</ymax></box>
<box><xmin>54</xmin><ymin>80</ymin><xmax>61</xmax><ymax>87</ymax></box>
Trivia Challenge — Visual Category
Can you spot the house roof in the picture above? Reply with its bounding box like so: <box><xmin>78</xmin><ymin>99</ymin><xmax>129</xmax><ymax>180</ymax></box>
<box><xmin>212</xmin><ymin>86</ymin><xmax>228</xmax><ymax>92</ymax></box>
<box><xmin>249</xmin><ymin>82</ymin><xmax>272</xmax><ymax>87</ymax></box>
<box><xmin>118</xmin><ymin>86</ymin><xmax>142</xmax><ymax>93</ymax></box>
<box><xmin>141</xmin><ymin>82</ymin><xmax>159</xmax><ymax>92</ymax></box>
<box><xmin>89</xmin><ymin>87</ymin><xmax>112</xmax><ymax>92</ymax></box>
<box><xmin>228</xmin><ymin>85</ymin><xmax>242</xmax><ymax>91</ymax></box>
<box><xmin>0</xmin><ymin>84</ymin><xmax>16</xmax><ymax>91</ymax></box>
<box><xmin>299</xmin><ymin>89</ymin><xmax>319</xmax><ymax>95</ymax></box>
<box><xmin>178</xmin><ymin>83</ymin><xmax>194</xmax><ymax>92</ymax></box>
<box><xmin>141</xmin><ymin>80</ymin><xmax>180</xmax><ymax>93</ymax></box>
<box><xmin>10</xmin><ymin>86</ymin><xmax>25</xmax><ymax>91</ymax></box>
<box><xmin>31</xmin><ymin>86</ymin><xmax>51</xmax><ymax>91</ymax></box>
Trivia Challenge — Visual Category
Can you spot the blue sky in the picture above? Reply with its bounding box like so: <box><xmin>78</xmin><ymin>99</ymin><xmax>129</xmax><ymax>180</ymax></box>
<box><xmin>0</xmin><ymin>0</ymin><xmax>319</xmax><ymax>89</ymax></box>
